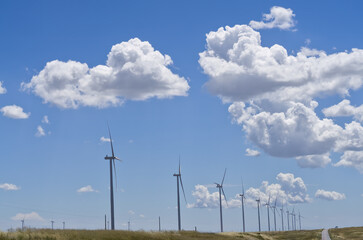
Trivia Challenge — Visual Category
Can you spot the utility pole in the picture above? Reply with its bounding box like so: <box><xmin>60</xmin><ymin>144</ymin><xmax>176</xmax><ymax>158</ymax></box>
<box><xmin>51</xmin><ymin>220</ymin><xmax>55</xmax><ymax>230</ymax></box>
<box><xmin>158</xmin><ymin>216</ymin><xmax>161</xmax><ymax>232</ymax></box>
<box><xmin>105</xmin><ymin>215</ymin><xmax>107</xmax><ymax>230</ymax></box>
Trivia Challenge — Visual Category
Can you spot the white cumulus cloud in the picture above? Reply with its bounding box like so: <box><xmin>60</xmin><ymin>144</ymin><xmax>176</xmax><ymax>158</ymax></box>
<box><xmin>0</xmin><ymin>105</ymin><xmax>30</xmax><ymax>119</ymax></box>
<box><xmin>35</xmin><ymin>125</ymin><xmax>46</xmax><ymax>137</ymax></box>
<box><xmin>245</xmin><ymin>173</ymin><xmax>311</xmax><ymax>206</ymax></box>
<box><xmin>245</xmin><ymin>148</ymin><xmax>260</xmax><ymax>157</ymax></box>
<box><xmin>22</xmin><ymin>38</ymin><xmax>190</xmax><ymax>109</ymax></box>
<box><xmin>187</xmin><ymin>184</ymin><xmax>240</xmax><ymax>209</ymax></box>
<box><xmin>231</xmin><ymin>102</ymin><xmax>340</xmax><ymax>167</ymax></box>
<box><xmin>42</xmin><ymin>115</ymin><xmax>50</xmax><ymax>124</ymax></box>
<box><xmin>249</xmin><ymin>6</ymin><xmax>296</xmax><ymax>30</ymax></box>
<box><xmin>200</xmin><ymin>24</ymin><xmax>363</xmax><ymax>170</ymax></box>
<box><xmin>77</xmin><ymin>185</ymin><xmax>98</xmax><ymax>193</ymax></box>
<box><xmin>187</xmin><ymin>173</ymin><xmax>310</xmax><ymax>209</ymax></box>
<box><xmin>0</xmin><ymin>82</ymin><xmax>6</xmax><ymax>94</ymax></box>
<box><xmin>315</xmin><ymin>189</ymin><xmax>346</xmax><ymax>201</ymax></box>
<box><xmin>12</xmin><ymin>212</ymin><xmax>44</xmax><ymax>221</ymax></box>
<box><xmin>0</xmin><ymin>183</ymin><xmax>20</xmax><ymax>191</ymax></box>
<box><xmin>334</xmin><ymin>151</ymin><xmax>363</xmax><ymax>173</ymax></box>
<box><xmin>323</xmin><ymin>99</ymin><xmax>363</xmax><ymax>122</ymax></box>
<box><xmin>200</xmin><ymin>24</ymin><xmax>363</xmax><ymax>104</ymax></box>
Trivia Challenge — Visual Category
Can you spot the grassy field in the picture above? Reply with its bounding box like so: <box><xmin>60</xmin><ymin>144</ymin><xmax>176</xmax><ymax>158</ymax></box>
<box><xmin>329</xmin><ymin>226</ymin><xmax>363</xmax><ymax>240</ymax></box>
<box><xmin>0</xmin><ymin>229</ymin><xmax>324</xmax><ymax>240</ymax></box>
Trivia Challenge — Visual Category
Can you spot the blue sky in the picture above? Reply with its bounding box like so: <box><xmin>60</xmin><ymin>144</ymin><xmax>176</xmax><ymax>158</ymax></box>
<box><xmin>1</xmin><ymin>0</ymin><xmax>363</xmax><ymax>232</ymax></box>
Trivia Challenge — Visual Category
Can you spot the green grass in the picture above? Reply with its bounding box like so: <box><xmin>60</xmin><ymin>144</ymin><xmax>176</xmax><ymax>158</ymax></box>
<box><xmin>329</xmin><ymin>226</ymin><xmax>363</xmax><ymax>240</ymax></box>
<box><xmin>0</xmin><ymin>229</ymin><xmax>324</xmax><ymax>240</ymax></box>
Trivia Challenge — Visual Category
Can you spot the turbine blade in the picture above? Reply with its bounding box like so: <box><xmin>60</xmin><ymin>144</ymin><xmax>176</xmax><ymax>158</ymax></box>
<box><xmin>268</xmin><ymin>194</ymin><xmax>271</xmax><ymax>205</ymax></box>
<box><xmin>221</xmin><ymin>187</ymin><xmax>228</xmax><ymax>207</ymax></box>
<box><xmin>179</xmin><ymin>175</ymin><xmax>187</xmax><ymax>203</ymax></box>
<box><xmin>241</xmin><ymin>177</ymin><xmax>245</xmax><ymax>195</ymax></box>
<box><xmin>178</xmin><ymin>155</ymin><xmax>181</xmax><ymax>175</ymax></box>
<box><xmin>274</xmin><ymin>196</ymin><xmax>278</xmax><ymax>207</ymax></box>
<box><xmin>221</xmin><ymin>168</ymin><xmax>227</xmax><ymax>186</ymax></box>
<box><xmin>107</xmin><ymin>124</ymin><xmax>115</xmax><ymax>158</ymax></box>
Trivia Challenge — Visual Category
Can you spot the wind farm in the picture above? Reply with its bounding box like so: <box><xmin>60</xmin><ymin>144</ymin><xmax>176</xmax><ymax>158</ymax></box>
<box><xmin>1</xmin><ymin>1</ymin><xmax>363</xmax><ymax>240</ymax></box>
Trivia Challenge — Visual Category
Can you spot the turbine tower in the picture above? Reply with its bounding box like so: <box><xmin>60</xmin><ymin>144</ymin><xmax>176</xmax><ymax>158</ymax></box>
<box><xmin>104</xmin><ymin>124</ymin><xmax>121</xmax><ymax>230</ymax></box>
<box><xmin>286</xmin><ymin>208</ymin><xmax>290</xmax><ymax>231</ymax></box>
<box><xmin>215</xmin><ymin>168</ymin><xmax>228</xmax><ymax>232</ymax></box>
<box><xmin>264</xmin><ymin>195</ymin><xmax>271</xmax><ymax>231</ymax></box>
<box><xmin>291</xmin><ymin>208</ymin><xmax>296</xmax><ymax>231</ymax></box>
<box><xmin>239</xmin><ymin>178</ymin><xmax>246</xmax><ymax>233</ymax></box>
<box><xmin>271</xmin><ymin>197</ymin><xmax>278</xmax><ymax>231</ymax></box>
<box><xmin>173</xmin><ymin>158</ymin><xmax>187</xmax><ymax>231</ymax></box>
<box><xmin>298</xmin><ymin>211</ymin><xmax>303</xmax><ymax>230</ymax></box>
<box><xmin>280</xmin><ymin>204</ymin><xmax>284</xmax><ymax>231</ymax></box>
<box><xmin>256</xmin><ymin>198</ymin><xmax>261</xmax><ymax>232</ymax></box>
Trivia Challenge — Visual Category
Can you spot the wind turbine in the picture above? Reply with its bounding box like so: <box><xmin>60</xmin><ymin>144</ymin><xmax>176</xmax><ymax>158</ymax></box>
<box><xmin>215</xmin><ymin>168</ymin><xmax>228</xmax><ymax>232</ymax></box>
<box><xmin>291</xmin><ymin>208</ymin><xmax>296</xmax><ymax>231</ymax></box>
<box><xmin>239</xmin><ymin>178</ymin><xmax>246</xmax><ymax>233</ymax></box>
<box><xmin>271</xmin><ymin>196</ymin><xmax>278</xmax><ymax>231</ymax></box>
<box><xmin>264</xmin><ymin>195</ymin><xmax>271</xmax><ymax>231</ymax></box>
<box><xmin>256</xmin><ymin>198</ymin><xmax>261</xmax><ymax>232</ymax></box>
<box><xmin>104</xmin><ymin>124</ymin><xmax>121</xmax><ymax>230</ymax></box>
<box><xmin>173</xmin><ymin>157</ymin><xmax>187</xmax><ymax>231</ymax></box>
<box><xmin>298</xmin><ymin>211</ymin><xmax>303</xmax><ymax>230</ymax></box>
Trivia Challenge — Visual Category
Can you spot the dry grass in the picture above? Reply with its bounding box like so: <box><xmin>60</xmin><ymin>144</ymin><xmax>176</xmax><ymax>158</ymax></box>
<box><xmin>221</xmin><ymin>229</ymin><xmax>322</xmax><ymax>240</ymax></box>
<box><xmin>0</xmin><ymin>228</ymin><xmax>321</xmax><ymax>240</ymax></box>
<box><xmin>329</xmin><ymin>226</ymin><xmax>363</xmax><ymax>240</ymax></box>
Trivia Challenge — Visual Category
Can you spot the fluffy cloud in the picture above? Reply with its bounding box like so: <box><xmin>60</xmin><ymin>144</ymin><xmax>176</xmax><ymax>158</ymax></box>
<box><xmin>245</xmin><ymin>148</ymin><xmax>260</xmax><ymax>157</ymax></box>
<box><xmin>0</xmin><ymin>105</ymin><xmax>30</xmax><ymax>119</ymax></box>
<box><xmin>295</xmin><ymin>154</ymin><xmax>331</xmax><ymax>168</ymax></box>
<box><xmin>22</xmin><ymin>38</ymin><xmax>189</xmax><ymax>109</ymax></box>
<box><xmin>323</xmin><ymin>99</ymin><xmax>363</xmax><ymax>122</ymax></box>
<box><xmin>0</xmin><ymin>183</ymin><xmax>20</xmax><ymax>191</ymax></box>
<box><xmin>12</xmin><ymin>212</ymin><xmax>44</xmax><ymax>221</ymax></box>
<box><xmin>334</xmin><ymin>151</ymin><xmax>363</xmax><ymax>173</ymax></box>
<box><xmin>315</xmin><ymin>189</ymin><xmax>346</xmax><ymax>201</ymax></box>
<box><xmin>200</xmin><ymin>24</ymin><xmax>363</xmax><ymax>170</ymax></box>
<box><xmin>77</xmin><ymin>185</ymin><xmax>98</xmax><ymax>193</ymax></box>
<box><xmin>187</xmin><ymin>184</ymin><xmax>240</xmax><ymax>209</ymax></box>
<box><xmin>230</xmin><ymin>102</ymin><xmax>340</xmax><ymax>167</ymax></box>
<box><xmin>200</xmin><ymin>25</ymin><xmax>363</xmax><ymax>104</ymax></box>
<box><xmin>0</xmin><ymin>82</ymin><xmax>6</xmax><ymax>94</ymax></box>
<box><xmin>188</xmin><ymin>173</ymin><xmax>310</xmax><ymax>209</ymax></box>
<box><xmin>245</xmin><ymin>173</ymin><xmax>311</xmax><ymax>206</ymax></box>
<box><xmin>35</xmin><ymin>125</ymin><xmax>46</xmax><ymax>137</ymax></box>
<box><xmin>100</xmin><ymin>136</ymin><xmax>111</xmax><ymax>142</ymax></box>
<box><xmin>249</xmin><ymin>6</ymin><xmax>296</xmax><ymax>30</ymax></box>
<box><xmin>335</xmin><ymin>121</ymin><xmax>363</xmax><ymax>152</ymax></box>
<box><xmin>42</xmin><ymin>115</ymin><xmax>50</xmax><ymax>124</ymax></box>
